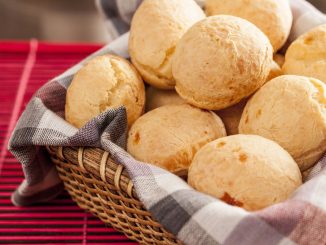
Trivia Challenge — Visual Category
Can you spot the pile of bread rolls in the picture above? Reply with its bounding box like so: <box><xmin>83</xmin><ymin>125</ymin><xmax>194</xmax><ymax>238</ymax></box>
<box><xmin>65</xmin><ymin>0</ymin><xmax>326</xmax><ymax>211</ymax></box>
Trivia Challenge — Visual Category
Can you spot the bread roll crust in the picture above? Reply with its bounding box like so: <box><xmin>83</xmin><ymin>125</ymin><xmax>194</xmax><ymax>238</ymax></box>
<box><xmin>188</xmin><ymin>134</ymin><xmax>302</xmax><ymax>211</ymax></box>
<box><xmin>239</xmin><ymin>75</ymin><xmax>326</xmax><ymax>171</ymax></box>
<box><xmin>172</xmin><ymin>15</ymin><xmax>273</xmax><ymax>110</ymax></box>
<box><xmin>129</xmin><ymin>0</ymin><xmax>205</xmax><ymax>89</ymax></box>
<box><xmin>65</xmin><ymin>55</ymin><xmax>145</xmax><ymax>128</ymax></box>
<box><xmin>283</xmin><ymin>24</ymin><xmax>326</xmax><ymax>84</ymax></box>
<box><xmin>127</xmin><ymin>104</ymin><xmax>226</xmax><ymax>172</ymax></box>
<box><xmin>205</xmin><ymin>0</ymin><xmax>293</xmax><ymax>51</ymax></box>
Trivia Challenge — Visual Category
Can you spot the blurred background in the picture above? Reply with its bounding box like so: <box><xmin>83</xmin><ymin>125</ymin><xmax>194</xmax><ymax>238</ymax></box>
<box><xmin>310</xmin><ymin>0</ymin><xmax>326</xmax><ymax>10</ymax></box>
<box><xmin>0</xmin><ymin>0</ymin><xmax>109</xmax><ymax>43</ymax></box>
<box><xmin>0</xmin><ymin>0</ymin><xmax>325</xmax><ymax>43</ymax></box>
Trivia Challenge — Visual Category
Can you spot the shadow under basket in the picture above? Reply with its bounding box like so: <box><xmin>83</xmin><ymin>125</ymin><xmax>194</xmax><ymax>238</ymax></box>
<box><xmin>46</xmin><ymin>146</ymin><xmax>181</xmax><ymax>245</ymax></box>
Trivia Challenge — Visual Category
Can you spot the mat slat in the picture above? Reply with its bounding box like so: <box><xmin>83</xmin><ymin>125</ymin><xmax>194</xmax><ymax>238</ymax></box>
<box><xmin>0</xmin><ymin>40</ymin><xmax>136</xmax><ymax>244</ymax></box>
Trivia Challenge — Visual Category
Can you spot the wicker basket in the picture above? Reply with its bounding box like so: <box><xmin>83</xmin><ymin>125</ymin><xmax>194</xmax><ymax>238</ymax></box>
<box><xmin>46</xmin><ymin>145</ymin><xmax>181</xmax><ymax>244</ymax></box>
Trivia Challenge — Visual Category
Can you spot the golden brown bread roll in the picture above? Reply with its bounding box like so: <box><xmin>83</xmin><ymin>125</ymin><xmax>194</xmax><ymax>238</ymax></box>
<box><xmin>239</xmin><ymin>75</ymin><xmax>326</xmax><ymax>171</ymax></box>
<box><xmin>145</xmin><ymin>87</ymin><xmax>185</xmax><ymax>112</ymax></box>
<box><xmin>172</xmin><ymin>15</ymin><xmax>273</xmax><ymax>110</ymax></box>
<box><xmin>283</xmin><ymin>24</ymin><xmax>326</xmax><ymax>83</ymax></box>
<box><xmin>65</xmin><ymin>55</ymin><xmax>145</xmax><ymax>128</ymax></box>
<box><xmin>127</xmin><ymin>104</ymin><xmax>226</xmax><ymax>172</ymax></box>
<box><xmin>129</xmin><ymin>0</ymin><xmax>205</xmax><ymax>89</ymax></box>
<box><xmin>205</xmin><ymin>0</ymin><xmax>292</xmax><ymax>51</ymax></box>
<box><xmin>188</xmin><ymin>134</ymin><xmax>302</xmax><ymax>211</ymax></box>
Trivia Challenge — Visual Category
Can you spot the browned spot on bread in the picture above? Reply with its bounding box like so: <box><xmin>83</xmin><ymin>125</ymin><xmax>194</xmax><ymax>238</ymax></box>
<box><xmin>245</xmin><ymin>116</ymin><xmax>249</xmax><ymax>123</ymax></box>
<box><xmin>252</xmin><ymin>63</ymin><xmax>257</xmax><ymax>70</ymax></box>
<box><xmin>134</xmin><ymin>132</ymin><xmax>140</xmax><ymax>144</ymax></box>
<box><xmin>228</xmin><ymin>86</ymin><xmax>236</xmax><ymax>90</ymax></box>
<box><xmin>304</xmin><ymin>36</ymin><xmax>314</xmax><ymax>45</ymax></box>
<box><xmin>217</xmin><ymin>142</ymin><xmax>226</xmax><ymax>148</ymax></box>
<box><xmin>221</xmin><ymin>192</ymin><xmax>243</xmax><ymax>207</ymax></box>
<box><xmin>239</xmin><ymin>153</ymin><xmax>247</xmax><ymax>162</ymax></box>
<box><xmin>256</xmin><ymin>109</ymin><xmax>262</xmax><ymax>117</ymax></box>
<box><xmin>237</xmin><ymin>59</ymin><xmax>245</xmax><ymax>74</ymax></box>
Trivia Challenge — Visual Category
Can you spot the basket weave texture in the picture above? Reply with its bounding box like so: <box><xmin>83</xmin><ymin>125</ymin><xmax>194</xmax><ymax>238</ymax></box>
<box><xmin>46</xmin><ymin>146</ymin><xmax>181</xmax><ymax>244</ymax></box>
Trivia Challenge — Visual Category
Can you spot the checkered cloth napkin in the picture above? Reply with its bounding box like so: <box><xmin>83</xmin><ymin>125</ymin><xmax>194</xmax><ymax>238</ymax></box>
<box><xmin>9</xmin><ymin>0</ymin><xmax>326</xmax><ymax>244</ymax></box>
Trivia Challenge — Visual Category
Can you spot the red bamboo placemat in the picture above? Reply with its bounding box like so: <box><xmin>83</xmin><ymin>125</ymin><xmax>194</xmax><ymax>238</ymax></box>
<box><xmin>0</xmin><ymin>40</ymin><xmax>137</xmax><ymax>244</ymax></box>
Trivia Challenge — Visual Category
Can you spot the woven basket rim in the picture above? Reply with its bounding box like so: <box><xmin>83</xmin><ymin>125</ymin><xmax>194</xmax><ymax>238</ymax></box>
<box><xmin>47</xmin><ymin>145</ymin><xmax>139</xmax><ymax>198</ymax></box>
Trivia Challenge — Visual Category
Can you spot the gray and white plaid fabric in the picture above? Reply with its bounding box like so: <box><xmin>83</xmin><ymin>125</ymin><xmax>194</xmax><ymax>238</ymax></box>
<box><xmin>9</xmin><ymin>0</ymin><xmax>326</xmax><ymax>244</ymax></box>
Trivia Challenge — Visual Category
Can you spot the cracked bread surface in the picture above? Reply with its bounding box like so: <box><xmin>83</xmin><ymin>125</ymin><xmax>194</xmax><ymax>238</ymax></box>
<box><xmin>205</xmin><ymin>0</ymin><xmax>292</xmax><ymax>52</ymax></box>
<box><xmin>128</xmin><ymin>0</ymin><xmax>205</xmax><ymax>89</ymax></box>
<box><xmin>172</xmin><ymin>15</ymin><xmax>273</xmax><ymax>110</ymax></box>
<box><xmin>127</xmin><ymin>104</ymin><xmax>226</xmax><ymax>172</ymax></box>
<box><xmin>65</xmin><ymin>55</ymin><xmax>145</xmax><ymax>128</ymax></box>
<box><xmin>239</xmin><ymin>75</ymin><xmax>326</xmax><ymax>171</ymax></box>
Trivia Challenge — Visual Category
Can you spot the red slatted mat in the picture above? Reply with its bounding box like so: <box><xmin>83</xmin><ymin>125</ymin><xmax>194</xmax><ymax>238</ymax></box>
<box><xmin>0</xmin><ymin>40</ymin><xmax>137</xmax><ymax>244</ymax></box>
